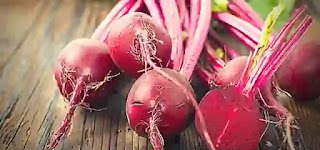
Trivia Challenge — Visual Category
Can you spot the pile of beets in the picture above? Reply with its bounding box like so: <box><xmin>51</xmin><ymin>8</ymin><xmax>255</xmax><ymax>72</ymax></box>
<box><xmin>45</xmin><ymin>0</ymin><xmax>317</xmax><ymax>150</ymax></box>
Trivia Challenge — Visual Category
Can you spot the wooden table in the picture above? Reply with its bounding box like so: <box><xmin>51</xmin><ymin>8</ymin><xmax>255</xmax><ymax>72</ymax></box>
<box><xmin>0</xmin><ymin>0</ymin><xmax>319</xmax><ymax>149</ymax></box>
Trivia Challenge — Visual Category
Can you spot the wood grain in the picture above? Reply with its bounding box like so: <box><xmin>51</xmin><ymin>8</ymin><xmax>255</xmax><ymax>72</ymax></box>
<box><xmin>0</xmin><ymin>0</ymin><xmax>319</xmax><ymax>150</ymax></box>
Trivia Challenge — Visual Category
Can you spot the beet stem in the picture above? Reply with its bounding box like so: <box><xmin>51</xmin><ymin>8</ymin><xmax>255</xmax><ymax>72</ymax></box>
<box><xmin>176</xmin><ymin>0</ymin><xmax>188</xmax><ymax>29</ymax></box>
<box><xmin>224</xmin><ymin>24</ymin><xmax>257</xmax><ymax>50</ymax></box>
<box><xmin>204</xmin><ymin>41</ymin><xmax>226</xmax><ymax>71</ymax></box>
<box><xmin>212</xmin><ymin>12</ymin><xmax>262</xmax><ymax>44</ymax></box>
<box><xmin>144</xmin><ymin>0</ymin><xmax>165</xmax><ymax>28</ymax></box>
<box><xmin>228</xmin><ymin>0</ymin><xmax>264</xmax><ymax>30</ymax></box>
<box><xmin>180</xmin><ymin>0</ymin><xmax>212</xmax><ymax>80</ymax></box>
<box><xmin>91</xmin><ymin>0</ymin><xmax>132</xmax><ymax>40</ymax></box>
<box><xmin>159</xmin><ymin>0</ymin><xmax>184</xmax><ymax>70</ymax></box>
<box><xmin>255</xmin><ymin>17</ymin><xmax>313</xmax><ymax>92</ymax></box>
<box><xmin>187</xmin><ymin>0</ymin><xmax>200</xmax><ymax>45</ymax></box>
<box><xmin>129</xmin><ymin>0</ymin><xmax>143</xmax><ymax>13</ymax></box>
<box><xmin>91</xmin><ymin>0</ymin><xmax>138</xmax><ymax>42</ymax></box>
<box><xmin>247</xmin><ymin>7</ymin><xmax>306</xmax><ymax>90</ymax></box>
<box><xmin>208</xmin><ymin>30</ymin><xmax>239</xmax><ymax>59</ymax></box>
<box><xmin>47</xmin><ymin>82</ymin><xmax>85</xmax><ymax>150</ymax></box>
<box><xmin>195</xmin><ymin>66</ymin><xmax>217</xmax><ymax>89</ymax></box>
<box><xmin>226</xmin><ymin>6</ymin><xmax>305</xmax><ymax>53</ymax></box>
<box><xmin>238</xmin><ymin>3</ymin><xmax>284</xmax><ymax>94</ymax></box>
<box><xmin>268</xmin><ymin>6</ymin><xmax>305</xmax><ymax>51</ymax></box>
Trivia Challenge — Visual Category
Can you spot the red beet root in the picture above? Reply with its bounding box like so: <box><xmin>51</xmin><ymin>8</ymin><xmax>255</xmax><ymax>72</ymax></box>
<box><xmin>276</xmin><ymin>41</ymin><xmax>320</xmax><ymax>100</ymax></box>
<box><xmin>195</xmin><ymin>87</ymin><xmax>265</xmax><ymax>150</ymax></box>
<box><xmin>126</xmin><ymin>68</ymin><xmax>194</xmax><ymax>149</ymax></box>
<box><xmin>48</xmin><ymin>39</ymin><xmax>118</xmax><ymax>150</ymax></box>
<box><xmin>215</xmin><ymin>56</ymin><xmax>248</xmax><ymax>86</ymax></box>
<box><xmin>54</xmin><ymin>39</ymin><xmax>118</xmax><ymax>106</ymax></box>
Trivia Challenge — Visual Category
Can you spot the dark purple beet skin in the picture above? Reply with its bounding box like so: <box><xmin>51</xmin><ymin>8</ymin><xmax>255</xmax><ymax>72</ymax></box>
<box><xmin>126</xmin><ymin>68</ymin><xmax>194</xmax><ymax>138</ymax></box>
<box><xmin>54</xmin><ymin>39</ymin><xmax>118</xmax><ymax>108</ymax></box>
<box><xmin>276</xmin><ymin>41</ymin><xmax>320</xmax><ymax>100</ymax></box>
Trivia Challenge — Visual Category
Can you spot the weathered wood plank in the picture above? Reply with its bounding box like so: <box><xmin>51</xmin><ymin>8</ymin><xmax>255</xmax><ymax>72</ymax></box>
<box><xmin>0</xmin><ymin>0</ymin><xmax>46</xmax><ymax>76</ymax></box>
<box><xmin>125</xmin><ymin>121</ymin><xmax>134</xmax><ymax>150</ymax></box>
<box><xmin>0</xmin><ymin>0</ymin><xmax>55</xmax><ymax>114</ymax></box>
<box><xmin>0</xmin><ymin>0</ymin><xmax>66</xmax><ymax>148</ymax></box>
<box><xmin>0</xmin><ymin>0</ymin><xmax>95</xmax><ymax>150</ymax></box>
<box><xmin>133</xmin><ymin>132</ymin><xmax>139</xmax><ymax>150</ymax></box>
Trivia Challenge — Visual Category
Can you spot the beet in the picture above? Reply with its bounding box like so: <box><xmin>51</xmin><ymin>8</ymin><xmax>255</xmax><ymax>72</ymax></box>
<box><xmin>54</xmin><ymin>39</ymin><xmax>118</xmax><ymax>107</ymax></box>
<box><xmin>195</xmin><ymin>87</ymin><xmax>265</xmax><ymax>150</ymax></box>
<box><xmin>126</xmin><ymin>68</ymin><xmax>194</xmax><ymax>148</ymax></box>
<box><xmin>276</xmin><ymin>41</ymin><xmax>320</xmax><ymax>100</ymax></box>
<box><xmin>215</xmin><ymin>56</ymin><xmax>248</xmax><ymax>86</ymax></box>
<box><xmin>48</xmin><ymin>39</ymin><xmax>118</xmax><ymax>149</ymax></box>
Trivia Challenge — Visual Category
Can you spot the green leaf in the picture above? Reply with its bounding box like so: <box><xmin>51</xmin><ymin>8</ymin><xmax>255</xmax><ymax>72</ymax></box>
<box><xmin>246</xmin><ymin>0</ymin><xmax>296</xmax><ymax>29</ymax></box>
<box><xmin>251</xmin><ymin>2</ymin><xmax>284</xmax><ymax>69</ymax></box>
<box><xmin>212</xmin><ymin>0</ymin><xmax>229</xmax><ymax>12</ymax></box>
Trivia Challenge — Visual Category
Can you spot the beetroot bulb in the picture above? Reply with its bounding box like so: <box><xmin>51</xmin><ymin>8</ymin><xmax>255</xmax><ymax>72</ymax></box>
<box><xmin>125</xmin><ymin>0</ymin><xmax>215</xmax><ymax>149</ymax></box>
<box><xmin>47</xmin><ymin>39</ymin><xmax>118</xmax><ymax>150</ymax></box>
<box><xmin>126</xmin><ymin>68</ymin><xmax>195</xmax><ymax>148</ymax></box>
<box><xmin>54</xmin><ymin>39</ymin><xmax>118</xmax><ymax>107</ymax></box>
<box><xmin>195</xmin><ymin>4</ymin><xmax>313</xmax><ymax>150</ymax></box>
<box><xmin>276</xmin><ymin>41</ymin><xmax>320</xmax><ymax>100</ymax></box>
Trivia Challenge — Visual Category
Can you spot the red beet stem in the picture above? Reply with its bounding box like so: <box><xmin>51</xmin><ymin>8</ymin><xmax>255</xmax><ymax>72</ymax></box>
<box><xmin>228</xmin><ymin>0</ymin><xmax>264</xmax><ymax>30</ymax></box>
<box><xmin>204</xmin><ymin>41</ymin><xmax>225</xmax><ymax>71</ymax></box>
<box><xmin>247</xmin><ymin>7</ymin><xmax>308</xmax><ymax>92</ymax></box>
<box><xmin>225</xmin><ymin>6</ymin><xmax>305</xmax><ymax>53</ymax></box>
<box><xmin>242</xmin><ymin>16</ymin><xmax>313</xmax><ymax>96</ymax></box>
<box><xmin>177</xmin><ymin>0</ymin><xmax>190</xmax><ymax>29</ymax></box>
<box><xmin>47</xmin><ymin>81</ymin><xmax>85</xmax><ymax>150</ymax></box>
<box><xmin>208</xmin><ymin>30</ymin><xmax>239</xmax><ymax>59</ymax></box>
<box><xmin>159</xmin><ymin>0</ymin><xmax>184</xmax><ymax>70</ymax></box>
<box><xmin>235</xmin><ymin>7</ymin><xmax>306</xmax><ymax>91</ymax></box>
<box><xmin>91</xmin><ymin>0</ymin><xmax>134</xmax><ymax>41</ymax></box>
<box><xmin>187</xmin><ymin>0</ymin><xmax>200</xmax><ymax>44</ymax></box>
<box><xmin>255</xmin><ymin>17</ymin><xmax>313</xmax><ymax>91</ymax></box>
<box><xmin>268</xmin><ymin>6</ymin><xmax>305</xmax><ymax>50</ymax></box>
<box><xmin>129</xmin><ymin>0</ymin><xmax>143</xmax><ymax>13</ymax></box>
<box><xmin>195</xmin><ymin>66</ymin><xmax>217</xmax><ymax>89</ymax></box>
<box><xmin>144</xmin><ymin>0</ymin><xmax>165</xmax><ymax>27</ymax></box>
<box><xmin>180</xmin><ymin>0</ymin><xmax>212</xmax><ymax>80</ymax></box>
<box><xmin>212</xmin><ymin>12</ymin><xmax>262</xmax><ymax>44</ymax></box>
<box><xmin>224</xmin><ymin>24</ymin><xmax>257</xmax><ymax>50</ymax></box>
